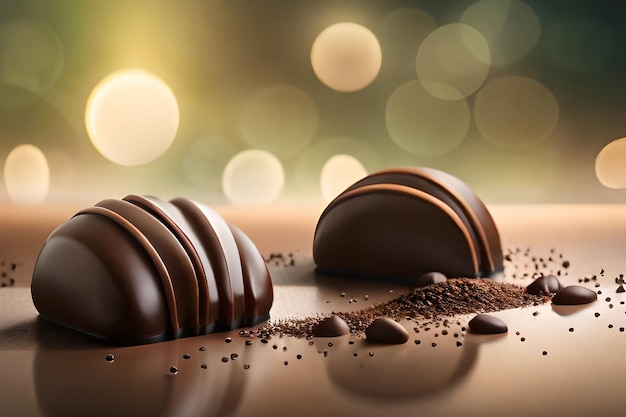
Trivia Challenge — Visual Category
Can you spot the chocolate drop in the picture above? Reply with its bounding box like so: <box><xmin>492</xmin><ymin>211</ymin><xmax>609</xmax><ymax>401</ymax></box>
<box><xmin>313</xmin><ymin>315</ymin><xmax>350</xmax><ymax>337</ymax></box>
<box><xmin>468</xmin><ymin>313</ymin><xmax>508</xmax><ymax>334</ymax></box>
<box><xmin>552</xmin><ymin>285</ymin><xmax>597</xmax><ymax>305</ymax></box>
<box><xmin>415</xmin><ymin>271</ymin><xmax>447</xmax><ymax>287</ymax></box>
<box><xmin>526</xmin><ymin>274</ymin><xmax>562</xmax><ymax>295</ymax></box>
<box><xmin>365</xmin><ymin>317</ymin><xmax>409</xmax><ymax>344</ymax></box>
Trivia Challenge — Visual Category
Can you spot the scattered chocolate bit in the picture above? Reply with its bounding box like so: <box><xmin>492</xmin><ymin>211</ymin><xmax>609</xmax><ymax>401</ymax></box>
<box><xmin>225</xmin><ymin>337</ymin><xmax>232</xmax><ymax>343</ymax></box>
<box><xmin>365</xmin><ymin>317</ymin><xmax>409</xmax><ymax>344</ymax></box>
<box><xmin>468</xmin><ymin>313</ymin><xmax>508</xmax><ymax>334</ymax></box>
<box><xmin>526</xmin><ymin>274</ymin><xmax>562</xmax><ymax>295</ymax></box>
<box><xmin>415</xmin><ymin>339</ymin><xmax>421</xmax><ymax>345</ymax></box>
<box><xmin>230</xmin><ymin>353</ymin><xmax>239</xmax><ymax>360</ymax></box>
<box><xmin>415</xmin><ymin>271</ymin><xmax>447</xmax><ymax>287</ymax></box>
<box><xmin>254</xmin><ymin>278</ymin><xmax>547</xmax><ymax>338</ymax></box>
<box><xmin>542</xmin><ymin>351</ymin><xmax>548</xmax><ymax>356</ymax></box>
<box><xmin>456</xmin><ymin>341</ymin><xmax>463</xmax><ymax>347</ymax></box>
<box><xmin>200</xmin><ymin>364</ymin><xmax>207</xmax><ymax>369</ymax></box>
<box><xmin>169</xmin><ymin>366</ymin><xmax>179</xmax><ymax>374</ymax></box>
<box><xmin>199</xmin><ymin>346</ymin><xmax>206</xmax><ymax>351</ymax></box>
<box><xmin>617</xmin><ymin>285</ymin><xmax>625</xmax><ymax>293</ymax></box>
<box><xmin>369</xmin><ymin>352</ymin><xmax>374</xmax><ymax>357</ymax></box>
<box><xmin>562</xmin><ymin>261</ymin><xmax>570</xmax><ymax>268</ymax></box>
<box><xmin>105</xmin><ymin>354</ymin><xmax>115</xmax><ymax>362</ymax></box>
<box><xmin>244</xmin><ymin>364</ymin><xmax>250</xmax><ymax>369</ymax></box>
<box><xmin>183</xmin><ymin>353</ymin><xmax>191</xmax><ymax>359</ymax></box>
<box><xmin>284</xmin><ymin>361</ymin><xmax>288</xmax><ymax>365</ymax></box>
<box><xmin>297</xmin><ymin>354</ymin><xmax>302</xmax><ymax>360</ymax></box>
<box><xmin>594</xmin><ymin>312</ymin><xmax>601</xmax><ymax>317</ymax></box>
<box><xmin>313</xmin><ymin>315</ymin><xmax>350</xmax><ymax>337</ymax></box>
<box><xmin>245</xmin><ymin>340</ymin><xmax>253</xmax><ymax>346</ymax></box>
<box><xmin>552</xmin><ymin>285</ymin><xmax>598</xmax><ymax>305</ymax></box>
<box><xmin>221</xmin><ymin>357</ymin><xmax>229</xmax><ymax>363</ymax></box>
<box><xmin>569</xmin><ymin>328</ymin><xmax>574</xmax><ymax>332</ymax></box>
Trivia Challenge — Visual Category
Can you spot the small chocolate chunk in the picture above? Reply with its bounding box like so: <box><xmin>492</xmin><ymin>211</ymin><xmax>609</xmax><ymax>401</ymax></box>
<box><xmin>365</xmin><ymin>317</ymin><xmax>409</xmax><ymax>344</ymax></box>
<box><xmin>415</xmin><ymin>271</ymin><xmax>447</xmax><ymax>287</ymax></box>
<box><xmin>526</xmin><ymin>274</ymin><xmax>562</xmax><ymax>295</ymax></box>
<box><xmin>552</xmin><ymin>285</ymin><xmax>597</xmax><ymax>305</ymax></box>
<box><xmin>313</xmin><ymin>315</ymin><xmax>350</xmax><ymax>337</ymax></box>
<box><xmin>468</xmin><ymin>313</ymin><xmax>508</xmax><ymax>334</ymax></box>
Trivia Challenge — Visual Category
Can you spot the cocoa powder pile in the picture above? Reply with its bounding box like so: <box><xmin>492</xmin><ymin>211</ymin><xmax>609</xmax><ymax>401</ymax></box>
<box><xmin>254</xmin><ymin>278</ymin><xmax>549</xmax><ymax>339</ymax></box>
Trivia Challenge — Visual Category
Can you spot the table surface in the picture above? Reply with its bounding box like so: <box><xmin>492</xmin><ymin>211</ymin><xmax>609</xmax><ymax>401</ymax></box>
<box><xmin>1</xmin><ymin>204</ymin><xmax>626</xmax><ymax>417</ymax></box>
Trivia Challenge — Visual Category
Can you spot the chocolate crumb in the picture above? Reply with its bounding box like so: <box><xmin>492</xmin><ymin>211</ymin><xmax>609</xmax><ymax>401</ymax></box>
<box><xmin>183</xmin><ymin>354</ymin><xmax>191</xmax><ymax>359</ymax></box>
<box><xmin>170</xmin><ymin>366</ymin><xmax>179</xmax><ymax>374</ymax></box>
<box><xmin>221</xmin><ymin>357</ymin><xmax>229</xmax><ymax>363</ymax></box>
<box><xmin>253</xmin><ymin>278</ymin><xmax>548</xmax><ymax>339</ymax></box>
<box><xmin>105</xmin><ymin>354</ymin><xmax>114</xmax><ymax>362</ymax></box>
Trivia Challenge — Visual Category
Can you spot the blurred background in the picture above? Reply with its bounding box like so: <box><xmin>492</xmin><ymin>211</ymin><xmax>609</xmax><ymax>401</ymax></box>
<box><xmin>1</xmin><ymin>0</ymin><xmax>626</xmax><ymax>206</ymax></box>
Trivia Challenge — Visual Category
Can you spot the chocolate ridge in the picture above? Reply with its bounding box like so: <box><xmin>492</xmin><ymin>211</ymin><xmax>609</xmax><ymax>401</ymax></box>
<box><xmin>123</xmin><ymin>195</ymin><xmax>213</xmax><ymax>329</ymax></box>
<box><xmin>171</xmin><ymin>197</ymin><xmax>246</xmax><ymax>329</ymax></box>
<box><xmin>228</xmin><ymin>224</ymin><xmax>273</xmax><ymax>325</ymax></box>
<box><xmin>94</xmin><ymin>199</ymin><xmax>200</xmax><ymax>334</ymax></box>
<box><xmin>314</xmin><ymin>183</ymin><xmax>480</xmax><ymax>279</ymax></box>
<box><xmin>74</xmin><ymin>206</ymin><xmax>179</xmax><ymax>334</ymax></box>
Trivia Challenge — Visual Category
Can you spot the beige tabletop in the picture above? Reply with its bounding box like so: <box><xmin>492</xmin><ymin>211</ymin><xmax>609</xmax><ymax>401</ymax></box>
<box><xmin>1</xmin><ymin>204</ymin><xmax>626</xmax><ymax>417</ymax></box>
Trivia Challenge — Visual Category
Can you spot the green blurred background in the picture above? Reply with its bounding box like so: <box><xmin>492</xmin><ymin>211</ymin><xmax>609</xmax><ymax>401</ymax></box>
<box><xmin>1</xmin><ymin>0</ymin><xmax>625</xmax><ymax>205</ymax></box>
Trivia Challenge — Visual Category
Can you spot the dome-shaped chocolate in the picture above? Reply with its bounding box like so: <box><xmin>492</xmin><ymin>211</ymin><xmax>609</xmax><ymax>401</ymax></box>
<box><xmin>313</xmin><ymin>167</ymin><xmax>503</xmax><ymax>279</ymax></box>
<box><xmin>31</xmin><ymin>195</ymin><xmax>273</xmax><ymax>345</ymax></box>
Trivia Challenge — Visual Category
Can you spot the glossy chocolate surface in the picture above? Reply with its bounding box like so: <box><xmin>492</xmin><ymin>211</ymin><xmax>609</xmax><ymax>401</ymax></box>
<box><xmin>30</xmin><ymin>196</ymin><xmax>273</xmax><ymax>345</ymax></box>
<box><xmin>313</xmin><ymin>167</ymin><xmax>503</xmax><ymax>280</ymax></box>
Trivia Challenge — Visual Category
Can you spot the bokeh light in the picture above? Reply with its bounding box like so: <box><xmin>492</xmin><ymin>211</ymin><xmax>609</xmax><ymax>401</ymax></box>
<box><xmin>3</xmin><ymin>144</ymin><xmax>49</xmax><ymax>204</ymax></box>
<box><xmin>379</xmin><ymin>8</ymin><xmax>437</xmax><ymax>83</ymax></box>
<box><xmin>0</xmin><ymin>19</ymin><xmax>64</xmax><ymax>103</ymax></box>
<box><xmin>544</xmin><ymin>17</ymin><xmax>615</xmax><ymax>73</ymax></box>
<box><xmin>386</xmin><ymin>80</ymin><xmax>471</xmax><ymax>155</ymax></box>
<box><xmin>311</xmin><ymin>22</ymin><xmax>382</xmax><ymax>92</ymax></box>
<box><xmin>320</xmin><ymin>154</ymin><xmax>367</xmax><ymax>202</ymax></box>
<box><xmin>416</xmin><ymin>23</ymin><xmax>490</xmax><ymax>100</ymax></box>
<box><xmin>85</xmin><ymin>69</ymin><xmax>180</xmax><ymax>166</ymax></box>
<box><xmin>473</xmin><ymin>76</ymin><xmax>559</xmax><ymax>151</ymax></box>
<box><xmin>183</xmin><ymin>136</ymin><xmax>238</xmax><ymax>190</ymax></box>
<box><xmin>240</xmin><ymin>85</ymin><xmax>318</xmax><ymax>158</ymax></box>
<box><xmin>461</xmin><ymin>0</ymin><xmax>540</xmax><ymax>67</ymax></box>
<box><xmin>595</xmin><ymin>138</ymin><xmax>626</xmax><ymax>189</ymax></box>
<box><xmin>222</xmin><ymin>149</ymin><xmax>284</xmax><ymax>205</ymax></box>
<box><xmin>294</xmin><ymin>136</ymin><xmax>379</xmax><ymax>197</ymax></box>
